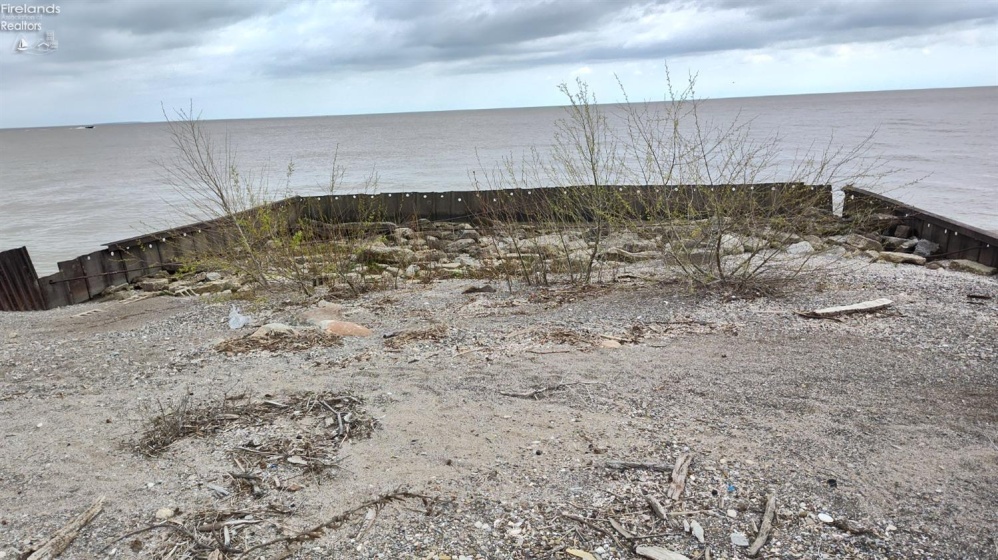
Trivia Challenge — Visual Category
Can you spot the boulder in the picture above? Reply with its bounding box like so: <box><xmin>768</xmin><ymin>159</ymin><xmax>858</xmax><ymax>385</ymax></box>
<box><xmin>879</xmin><ymin>251</ymin><xmax>926</xmax><ymax>265</ymax></box>
<box><xmin>526</xmin><ymin>233</ymin><xmax>589</xmax><ymax>257</ymax></box>
<box><xmin>948</xmin><ymin>259</ymin><xmax>997</xmax><ymax>276</ymax></box>
<box><xmin>831</xmin><ymin>233</ymin><xmax>883</xmax><ymax>252</ymax></box>
<box><xmin>139</xmin><ymin>278</ymin><xmax>169</xmax><ymax>292</ymax></box>
<box><xmin>319</xmin><ymin>320</ymin><xmax>373</xmax><ymax>337</ymax></box>
<box><xmin>913</xmin><ymin>239</ymin><xmax>940</xmax><ymax>258</ymax></box>
<box><xmin>415</xmin><ymin>249</ymin><xmax>447</xmax><ymax>262</ymax></box>
<box><xmin>358</xmin><ymin>244</ymin><xmax>415</xmax><ymax>265</ymax></box>
<box><xmin>719</xmin><ymin>233</ymin><xmax>745</xmax><ymax>255</ymax></box>
<box><xmin>445</xmin><ymin>238</ymin><xmax>479</xmax><ymax>254</ymax></box>
<box><xmin>785</xmin><ymin>241</ymin><xmax>815</xmax><ymax>255</ymax></box>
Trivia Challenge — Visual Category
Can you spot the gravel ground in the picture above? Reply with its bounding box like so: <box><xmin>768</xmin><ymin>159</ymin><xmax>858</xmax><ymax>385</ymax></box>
<box><xmin>0</xmin><ymin>254</ymin><xmax>996</xmax><ymax>560</ymax></box>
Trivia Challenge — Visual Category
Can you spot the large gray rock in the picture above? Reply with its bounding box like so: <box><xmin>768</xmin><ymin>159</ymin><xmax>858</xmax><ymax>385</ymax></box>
<box><xmin>948</xmin><ymin>259</ymin><xmax>997</xmax><ymax>276</ymax></box>
<box><xmin>602</xmin><ymin>232</ymin><xmax>658</xmax><ymax>253</ymax></box>
<box><xmin>786</xmin><ymin>241</ymin><xmax>815</xmax><ymax>255</ymax></box>
<box><xmin>913</xmin><ymin>239</ymin><xmax>940</xmax><ymax>258</ymax></box>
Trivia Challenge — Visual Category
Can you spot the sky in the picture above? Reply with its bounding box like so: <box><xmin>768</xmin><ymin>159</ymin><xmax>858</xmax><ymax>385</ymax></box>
<box><xmin>0</xmin><ymin>0</ymin><xmax>996</xmax><ymax>128</ymax></box>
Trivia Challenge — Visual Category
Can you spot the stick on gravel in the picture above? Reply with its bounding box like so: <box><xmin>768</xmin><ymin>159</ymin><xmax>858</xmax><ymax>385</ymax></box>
<box><xmin>27</xmin><ymin>496</ymin><xmax>105</xmax><ymax>560</ymax></box>
<box><xmin>747</xmin><ymin>494</ymin><xmax>777</xmax><ymax>557</ymax></box>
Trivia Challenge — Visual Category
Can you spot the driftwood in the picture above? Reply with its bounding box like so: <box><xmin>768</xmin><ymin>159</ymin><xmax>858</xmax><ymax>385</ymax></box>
<box><xmin>747</xmin><ymin>494</ymin><xmax>777</xmax><ymax>557</ymax></box>
<box><xmin>796</xmin><ymin>298</ymin><xmax>893</xmax><ymax>319</ymax></box>
<box><xmin>666</xmin><ymin>453</ymin><xmax>692</xmax><ymax>500</ymax></box>
<box><xmin>603</xmin><ymin>460</ymin><xmax>672</xmax><ymax>472</ymax></box>
<box><xmin>645</xmin><ymin>494</ymin><xmax>668</xmax><ymax>520</ymax></box>
<box><xmin>27</xmin><ymin>496</ymin><xmax>105</xmax><ymax>560</ymax></box>
<box><xmin>498</xmin><ymin>381</ymin><xmax>599</xmax><ymax>399</ymax></box>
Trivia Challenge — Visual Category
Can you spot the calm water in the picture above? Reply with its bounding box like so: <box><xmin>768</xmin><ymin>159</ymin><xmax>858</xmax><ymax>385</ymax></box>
<box><xmin>1</xmin><ymin>86</ymin><xmax>996</xmax><ymax>275</ymax></box>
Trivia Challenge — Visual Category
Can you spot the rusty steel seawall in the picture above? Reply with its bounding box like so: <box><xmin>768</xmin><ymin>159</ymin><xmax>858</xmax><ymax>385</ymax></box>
<box><xmin>0</xmin><ymin>247</ymin><xmax>46</xmax><ymax>311</ymax></box>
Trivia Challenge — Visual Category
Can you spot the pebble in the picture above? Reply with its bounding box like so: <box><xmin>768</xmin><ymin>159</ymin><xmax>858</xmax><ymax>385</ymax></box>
<box><xmin>726</xmin><ymin>509</ymin><xmax>738</xmax><ymax>518</ymax></box>
<box><xmin>731</xmin><ymin>532</ymin><xmax>750</xmax><ymax>547</ymax></box>
<box><xmin>818</xmin><ymin>513</ymin><xmax>834</xmax><ymax>524</ymax></box>
<box><xmin>154</xmin><ymin>508</ymin><xmax>174</xmax><ymax>520</ymax></box>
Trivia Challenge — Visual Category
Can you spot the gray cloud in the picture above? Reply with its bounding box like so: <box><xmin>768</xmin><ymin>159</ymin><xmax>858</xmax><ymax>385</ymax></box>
<box><xmin>260</xmin><ymin>0</ymin><xmax>998</xmax><ymax>77</ymax></box>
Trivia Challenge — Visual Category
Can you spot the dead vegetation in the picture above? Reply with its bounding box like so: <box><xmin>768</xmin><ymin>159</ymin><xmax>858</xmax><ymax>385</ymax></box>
<box><xmin>214</xmin><ymin>329</ymin><xmax>342</xmax><ymax>354</ymax></box>
<box><xmin>135</xmin><ymin>392</ymin><xmax>375</xmax><ymax>457</ymax></box>
<box><xmin>382</xmin><ymin>324</ymin><xmax>448</xmax><ymax>349</ymax></box>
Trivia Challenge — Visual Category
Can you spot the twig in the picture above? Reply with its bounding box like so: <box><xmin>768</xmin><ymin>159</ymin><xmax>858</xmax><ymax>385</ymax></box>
<box><xmin>498</xmin><ymin>381</ymin><xmax>599</xmax><ymax>399</ymax></box>
<box><xmin>27</xmin><ymin>496</ymin><xmax>105</xmax><ymax>560</ymax></box>
<box><xmin>603</xmin><ymin>460</ymin><xmax>672</xmax><ymax>472</ymax></box>
<box><xmin>525</xmin><ymin>348</ymin><xmax>572</xmax><ymax>355</ymax></box>
<box><xmin>235</xmin><ymin>489</ymin><xmax>437</xmax><ymax>558</ymax></box>
<box><xmin>747</xmin><ymin>494</ymin><xmax>776</xmax><ymax>557</ymax></box>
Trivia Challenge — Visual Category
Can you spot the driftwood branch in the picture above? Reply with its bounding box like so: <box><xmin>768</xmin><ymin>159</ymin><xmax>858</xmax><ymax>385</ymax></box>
<box><xmin>666</xmin><ymin>453</ymin><xmax>692</xmax><ymax>500</ymax></box>
<box><xmin>795</xmin><ymin>298</ymin><xmax>893</xmax><ymax>319</ymax></box>
<box><xmin>603</xmin><ymin>461</ymin><xmax>672</xmax><ymax>472</ymax></box>
<box><xmin>28</xmin><ymin>496</ymin><xmax>105</xmax><ymax>560</ymax></box>
<box><xmin>498</xmin><ymin>381</ymin><xmax>600</xmax><ymax>399</ymax></box>
<box><xmin>747</xmin><ymin>494</ymin><xmax>777</xmax><ymax>557</ymax></box>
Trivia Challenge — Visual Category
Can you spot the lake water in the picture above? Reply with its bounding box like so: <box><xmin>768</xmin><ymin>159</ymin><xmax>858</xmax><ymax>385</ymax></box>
<box><xmin>1</xmin><ymin>86</ymin><xmax>996</xmax><ymax>275</ymax></box>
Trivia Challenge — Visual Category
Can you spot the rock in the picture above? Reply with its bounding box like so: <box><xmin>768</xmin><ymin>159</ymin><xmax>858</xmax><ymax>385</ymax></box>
<box><xmin>300</xmin><ymin>305</ymin><xmax>344</xmax><ymax>326</ymax></box>
<box><xmin>527</xmin><ymin>233</ymin><xmax>588</xmax><ymax>257</ymax></box>
<box><xmin>880</xmin><ymin>236</ymin><xmax>909</xmax><ymax>250</ymax></box>
<box><xmin>191</xmin><ymin>280</ymin><xmax>230</xmax><ymax>294</ymax></box>
<box><xmin>320</xmin><ymin>320</ymin><xmax>372</xmax><ymax>337</ymax></box>
<box><xmin>948</xmin><ymin>259</ymin><xmax>997</xmax><ymax>276</ymax></box>
<box><xmin>425</xmin><ymin>235</ymin><xmax>447</xmax><ymax>251</ymax></box>
<box><xmin>879</xmin><ymin>251</ymin><xmax>926</xmax><ymax>265</ymax></box>
<box><xmin>404</xmin><ymin>264</ymin><xmax>420</xmax><ymax>277</ymax></box>
<box><xmin>446</xmin><ymin>238</ymin><xmax>479</xmax><ymax>254</ymax></box>
<box><xmin>720</xmin><ymin>233</ymin><xmax>745</xmax><ymax>255</ymax></box>
<box><xmin>726</xmin><ymin>509</ymin><xmax>738</xmax><ymax>518</ymax></box>
<box><xmin>730</xmin><ymin>532</ymin><xmax>750</xmax><ymax>547</ymax></box>
<box><xmin>358</xmin><ymin>244</ymin><xmax>415</xmax><ymax>265</ymax></box>
<box><xmin>634</xmin><ymin>546</ymin><xmax>691</xmax><ymax>560</ymax></box>
<box><xmin>894</xmin><ymin>224</ymin><xmax>912</xmax><ymax>238</ymax></box>
<box><xmin>139</xmin><ymin>278</ymin><xmax>169</xmax><ymax>292</ymax></box>
<box><xmin>832</xmin><ymin>233</ymin><xmax>883</xmax><ymax>252</ymax></box>
<box><xmin>786</xmin><ymin>240</ymin><xmax>815</xmax><ymax>255</ymax></box>
<box><xmin>459</xmin><ymin>229</ymin><xmax>481</xmax><ymax>241</ymax></box>
<box><xmin>603</xmin><ymin>232</ymin><xmax>658</xmax><ymax>253</ymax></box>
<box><xmin>415</xmin><ymin>249</ymin><xmax>448</xmax><ymax>262</ymax></box>
<box><xmin>913</xmin><ymin>239</ymin><xmax>940</xmax><ymax>258</ymax></box>
<box><xmin>454</xmin><ymin>255</ymin><xmax>481</xmax><ymax>268</ymax></box>
<box><xmin>599</xmin><ymin>339</ymin><xmax>622</xmax><ymax>349</ymax></box>
<box><xmin>205</xmin><ymin>272</ymin><xmax>222</xmax><ymax>282</ymax></box>
<box><xmin>250</xmin><ymin>323</ymin><xmax>297</xmax><ymax>338</ymax></box>
<box><xmin>602</xmin><ymin>248</ymin><xmax>658</xmax><ymax>262</ymax></box>
<box><xmin>818</xmin><ymin>513</ymin><xmax>834</xmax><ymax>524</ymax></box>
<box><xmin>154</xmin><ymin>508</ymin><xmax>175</xmax><ymax>520</ymax></box>
<box><xmin>822</xmin><ymin>245</ymin><xmax>847</xmax><ymax>258</ymax></box>
<box><xmin>690</xmin><ymin>520</ymin><xmax>704</xmax><ymax>543</ymax></box>
<box><xmin>463</xmin><ymin>285</ymin><xmax>496</xmax><ymax>294</ymax></box>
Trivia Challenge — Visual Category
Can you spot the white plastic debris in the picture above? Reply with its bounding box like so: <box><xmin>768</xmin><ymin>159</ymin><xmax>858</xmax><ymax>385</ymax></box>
<box><xmin>228</xmin><ymin>305</ymin><xmax>250</xmax><ymax>329</ymax></box>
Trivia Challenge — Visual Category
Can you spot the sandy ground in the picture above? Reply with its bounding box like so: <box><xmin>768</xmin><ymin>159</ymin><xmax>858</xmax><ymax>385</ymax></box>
<box><xmin>0</xmin><ymin>256</ymin><xmax>996</xmax><ymax>560</ymax></box>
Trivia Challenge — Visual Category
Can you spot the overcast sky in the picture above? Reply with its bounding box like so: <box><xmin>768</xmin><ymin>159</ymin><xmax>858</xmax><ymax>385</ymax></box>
<box><xmin>0</xmin><ymin>0</ymin><xmax>995</xmax><ymax>128</ymax></box>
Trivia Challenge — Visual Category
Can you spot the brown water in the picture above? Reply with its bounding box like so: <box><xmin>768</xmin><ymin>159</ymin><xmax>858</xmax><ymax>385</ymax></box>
<box><xmin>1</xmin><ymin>86</ymin><xmax>996</xmax><ymax>275</ymax></box>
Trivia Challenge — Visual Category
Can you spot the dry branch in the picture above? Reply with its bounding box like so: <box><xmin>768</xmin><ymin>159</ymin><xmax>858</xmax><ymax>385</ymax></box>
<box><xmin>603</xmin><ymin>460</ymin><xmax>672</xmax><ymax>472</ymax></box>
<box><xmin>747</xmin><ymin>494</ymin><xmax>777</xmax><ymax>557</ymax></box>
<box><xmin>795</xmin><ymin>298</ymin><xmax>893</xmax><ymax>319</ymax></box>
<box><xmin>27</xmin><ymin>496</ymin><xmax>105</xmax><ymax>560</ymax></box>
